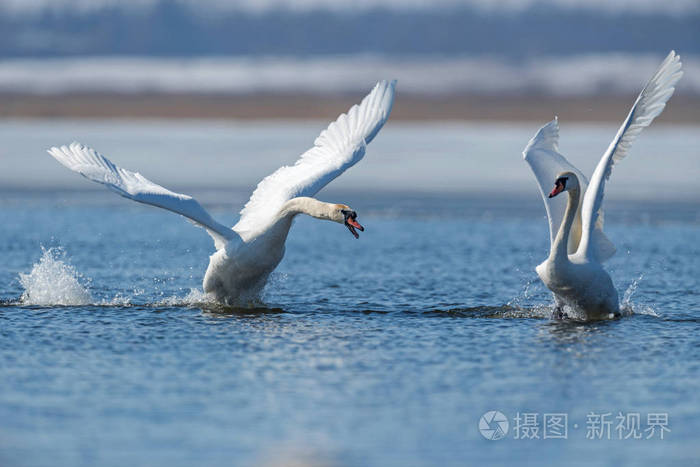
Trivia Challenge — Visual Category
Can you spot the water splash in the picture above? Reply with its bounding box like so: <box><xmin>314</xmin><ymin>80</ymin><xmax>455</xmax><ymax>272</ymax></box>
<box><xmin>19</xmin><ymin>247</ymin><xmax>92</xmax><ymax>306</ymax></box>
<box><xmin>620</xmin><ymin>274</ymin><xmax>659</xmax><ymax>317</ymax></box>
<box><xmin>622</xmin><ymin>274</ymin><xmax>643</xmax><ymax>306</ymax></box>
<box><xmin>157</xmin><ymin>288</ymin><xmax>214</xmax><ymax>307</ymax></box>
<box><xmin>507</xmin><ymin>276</ymin><xmax>539</xmax><ymax>309</ymax></box>
<box><xmin>14</xmin><ymin>246</ymin><xmax>257</xmax><ymax>310</ymax></box>
<box><xmin>93</xmin><ymin>287</ymin><xmax>220</xmax><ymax>308</ymax></box>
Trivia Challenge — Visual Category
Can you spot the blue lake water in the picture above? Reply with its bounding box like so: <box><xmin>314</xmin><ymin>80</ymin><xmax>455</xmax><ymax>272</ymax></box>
<box><xmin>0</xmin><ymin>120</ymin><xmax>699</xmax><ymax>466</ymax></box>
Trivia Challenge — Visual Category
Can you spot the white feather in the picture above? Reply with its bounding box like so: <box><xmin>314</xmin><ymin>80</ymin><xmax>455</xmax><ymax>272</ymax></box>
<box><xmin>47</xmin><ymin>142</ymin><xmax>239</xmax><ymax>250</ymax></box>
<box><xmin>523</xmin><ymin>117</ymin><xmax>614</xmax><ymax>258</ymax></box>
<box><xmin>579</xmin><ymin>50</ymin><xmax>683</xmax><ymax>261</ymax></box>
<box><xmin>234</xmin><ymin>79</ymin><xmax>396</xmax><ymax>235</ymax></box>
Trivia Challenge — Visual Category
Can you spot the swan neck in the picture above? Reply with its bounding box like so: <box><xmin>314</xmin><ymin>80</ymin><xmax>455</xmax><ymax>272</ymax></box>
<box><xmin>551</xmin><ymin>185</ymin><xmax>580</xmax><ymax>262</ymax></box>
<box><xmin>279</xmin><ymin>197</ymin><xmax>333</xmax><ymax>221</ymax></box>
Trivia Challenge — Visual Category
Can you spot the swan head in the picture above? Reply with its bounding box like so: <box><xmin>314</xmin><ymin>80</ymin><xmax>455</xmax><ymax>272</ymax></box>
<box><xmin>548</xmin><ymin>171</ymin><xmax>579</xmax><ymax>198</ymax></box>
<box><xmin>333</xmin><ymin>204</ymin><xmax>364</xmax><ymax>239</ymax></box>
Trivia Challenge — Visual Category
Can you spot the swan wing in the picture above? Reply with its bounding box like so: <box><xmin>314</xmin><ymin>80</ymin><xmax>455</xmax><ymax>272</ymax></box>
<box><xmin>234</xmin><ymin>80</ymin><xmax>396</xmax><ymax>234</ymax></box>
<box><xmin>522</xmin><ymin>117</ymin><xmax>604</xmax><ymax>254</ymax></box>
<box><xmin>579</xmin><ymin>50</ymin><xmax>682</xmax><ymax>262</ymax></box>
<box><xmin>48</xmin><ymin>142</ymin><xmax>239</xmax><ymax>250</ymax></box>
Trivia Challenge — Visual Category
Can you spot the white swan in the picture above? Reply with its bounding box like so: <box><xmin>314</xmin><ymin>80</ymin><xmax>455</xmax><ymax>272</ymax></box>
<box><xmin>523</xmin><ymin>51</ymin><xmax>682</xmax><ymax>320</ymax></box>
<box><xmin>48</xmin><ymin>80</ymin><xmax>396</xmax><ymax>304</ymax></box>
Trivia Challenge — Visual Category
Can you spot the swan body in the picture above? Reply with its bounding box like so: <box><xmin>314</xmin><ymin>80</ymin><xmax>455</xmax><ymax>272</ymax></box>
<box><xmin>524</xmin><ymin>51</ymin><xmax>683</xmax><ymax>320</ymax></box>
<box><xmin>48</xmin><ymin>80</ymin><xmax>396</xmax><ymax>304</ymax></box>
<box><xmin>533</xmin><ymin>172</ymin><xmax>619</xmax><ymax>320</ymax></box>
<box><xmin>202</xmin><ymin>197</ymin><xmax>348</xmax><ymax>302</ymax></box>
<box><xmin>536</xmin><ymin>259</ymin><xmax>619</xmax><ymax>319</ymax></box>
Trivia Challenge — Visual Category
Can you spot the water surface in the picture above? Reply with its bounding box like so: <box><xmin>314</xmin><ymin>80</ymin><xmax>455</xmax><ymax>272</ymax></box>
<box><xmin>1</xmin><ymin>120</ymin><xmax>699</xmax><ymax>466</ymax></box>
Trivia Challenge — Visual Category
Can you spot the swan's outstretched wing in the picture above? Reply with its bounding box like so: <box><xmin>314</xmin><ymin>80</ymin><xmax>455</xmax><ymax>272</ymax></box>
<box><xmin>579</xmin><ymin>50</ymin><xmax>683</xmax><ymax>261</ymax></box>
<box><xmin>522</xmin><ymin>117</ymin><xmax>613</xmax><ymax>256</ymax></box>
<box><xmin>234</xmin><ymin>80</ymin><xmax>396</xmax><ymax>234</ymax></box>
<box><xmin>48</xmin><ymin>142</ymin><xmax>239</xmax><ymax>249</ymax></box>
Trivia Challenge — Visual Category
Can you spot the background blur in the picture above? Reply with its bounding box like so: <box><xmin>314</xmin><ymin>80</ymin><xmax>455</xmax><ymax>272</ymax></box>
<box><xmin>1</xmin><ymin>0</ymin><xmax>698</xmax><ymax>111</ymax></box>
<box><xmin>1</xmin><ymin>0</ymin><xmax>698</xmax><ymax>194</ymax></box>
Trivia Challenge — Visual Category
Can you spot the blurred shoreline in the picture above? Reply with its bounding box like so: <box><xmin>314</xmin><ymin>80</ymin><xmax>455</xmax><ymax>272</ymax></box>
<box><xmin>2</xmin><ymin>93</ymin><xmax>699</xmax><ymax>123</ymax></box>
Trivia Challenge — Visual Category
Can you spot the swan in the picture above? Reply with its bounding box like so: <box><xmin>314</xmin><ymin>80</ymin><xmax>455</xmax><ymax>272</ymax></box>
<box><xmin>47</xmin><ymin>80</ymin><xmax>396</xmax><ymax>304</ymax></box>
<box><xmin>523</xmin><ymin>51</ymin><xmax>683</xmax><ymax>320</ymax></box>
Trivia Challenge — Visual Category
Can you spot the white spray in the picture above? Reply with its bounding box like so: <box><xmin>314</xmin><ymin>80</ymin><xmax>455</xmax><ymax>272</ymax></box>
<box><xmin>19</xmin><ymin>247</ymin><xmax>92</xmax><ymax>306</ymax></box>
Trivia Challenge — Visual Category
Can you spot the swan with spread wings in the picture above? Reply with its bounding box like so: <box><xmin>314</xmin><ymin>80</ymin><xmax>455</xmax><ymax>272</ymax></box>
<box><xmin>523</xmin><ymin>51</ymin><xmax>682</xmax><ymax>320</ymax></box>
<box><xmin>48</xmin><ymin>80</ymin><xmax>396</xmax><ymax>304</ymax></box>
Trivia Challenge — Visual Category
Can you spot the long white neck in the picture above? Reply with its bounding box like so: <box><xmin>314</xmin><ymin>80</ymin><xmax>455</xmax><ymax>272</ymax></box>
<box><xmin>235</xmin><ymin>197</ymin><xmax>334</xmax><ymax>249</ymax></box>
<box><xmin>278</xmin><ymin>197</ymin><xmax>336</xmax><ymax>221</ymax></box>
<box><xmin>245</xmin><ymin>197</ymin><xmax>335</xmax><ymax>244</ymax></box>
<box><xmin>550</xmin><ymin>181</ymin><xmax>580</xmax><ymax>263</ymax></box>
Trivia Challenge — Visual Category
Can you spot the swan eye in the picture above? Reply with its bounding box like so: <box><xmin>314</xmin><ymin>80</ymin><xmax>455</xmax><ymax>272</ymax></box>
<box><xmin>555</xmin><ymin>176</ymin><xmax>568</xmax><ymax>189</ymax></box>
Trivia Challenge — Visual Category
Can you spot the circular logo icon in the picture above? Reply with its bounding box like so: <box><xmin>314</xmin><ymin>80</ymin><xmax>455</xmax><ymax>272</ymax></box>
<box><xmin>479</xmin><ymin>411</ymin><xmax>509</xmax><ymax>440</ymax></box>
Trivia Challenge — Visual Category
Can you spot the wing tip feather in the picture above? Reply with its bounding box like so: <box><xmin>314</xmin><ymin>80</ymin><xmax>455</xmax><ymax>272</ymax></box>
<box><xmin>523</xmin><ymin>116</ymin><xmax>559</xmax><ymax>159</ymax></box>
<box><xmin>237</xmin><ymin>80</ymin><xmax>396</xmax><ymax>229</ymax></box>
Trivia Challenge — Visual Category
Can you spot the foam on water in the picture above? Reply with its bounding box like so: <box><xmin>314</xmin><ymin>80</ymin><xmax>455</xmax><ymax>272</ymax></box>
<box><xmin>156</xmin><ymin>288</ymin><xmax>214</xmax><ymax>307</ymax></box>
<box><xmin>18</xmin><ymin>247</ymin><xmax>92</xmax><ymax>306</ymax></box>
<box><xmin>12</xmin><ymin>247</ymin><xmax>660</xmax><ymax>319</ymax></box>
<box><xmin>13</xmin><ymin>246</ymin><xmax>268</xmax><ymax>309</ymax></box>
<box><xmin>505</xmin><ymin>271</ymin><xmax>660</xmax><ymax>320</ymax></box>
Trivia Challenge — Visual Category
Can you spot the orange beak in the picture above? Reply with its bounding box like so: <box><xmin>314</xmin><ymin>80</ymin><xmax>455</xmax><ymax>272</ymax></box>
<box><xmin>343</xmin><ymin>210</ymin><xmax>364</xmax><ymax>239</ymax></box>
<box><xmin>548</xmin><ymin>182</ymin><xmax>565</xmax><ymax>198</ymax></box>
